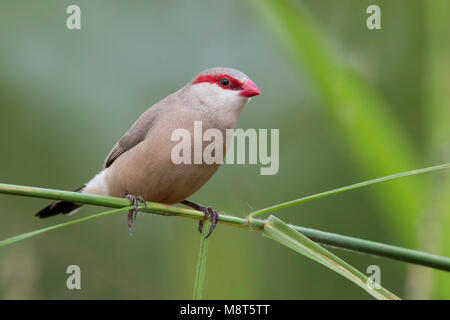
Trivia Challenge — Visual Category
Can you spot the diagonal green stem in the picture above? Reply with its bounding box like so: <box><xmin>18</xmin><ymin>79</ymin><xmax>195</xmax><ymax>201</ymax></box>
<box><xmin>0</xmin><ymin>206</ymin><xmax>133</xmax><ymax>247</ymax></box>
<box><xmin>252</xmin><ymin>0</ymin><xmax>423</xmax><ymax>244</ymax></box>
<box><xmin>264</xmin><ymin>216</ymin><xmax>400</xmax><ymax>300</ymax></box>
<box><xmin>248</xmin><ymin>163</ymin><xmax>450</xmax><ymax>220</ymax></box>
<box><xmin>0</xmin><ymin>167</ymin><xmax>450</xmax><ymax>271</ymax></box>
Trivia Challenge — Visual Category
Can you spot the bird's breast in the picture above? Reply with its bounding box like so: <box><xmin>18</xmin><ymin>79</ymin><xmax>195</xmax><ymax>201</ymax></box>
<box><xmin>100</xmin><ymin>111</ymin><xmax>231</xmax><ymax>204</ymax></box>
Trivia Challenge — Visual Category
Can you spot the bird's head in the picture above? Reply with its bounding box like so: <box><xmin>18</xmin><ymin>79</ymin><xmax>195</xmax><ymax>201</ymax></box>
<box><xmin>185</xmin><ymin>67</ymin><xmax>261</xmax><ymax>116</ymax></box>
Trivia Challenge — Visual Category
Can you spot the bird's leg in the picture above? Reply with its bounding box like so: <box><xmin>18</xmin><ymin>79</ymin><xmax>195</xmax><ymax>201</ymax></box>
<box><xmin>181</xmin><ymin>200</ymin><xmax>219</xmax><ymax>238</ymax></box>
<box><xmin>124</xmin><ymin>192</ymin><xmax>146</xmax><ymax>235</ymax></box>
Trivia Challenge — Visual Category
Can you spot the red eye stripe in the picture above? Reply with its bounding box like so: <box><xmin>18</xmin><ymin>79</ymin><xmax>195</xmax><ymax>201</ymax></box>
<box><xmin>192</xmin><ymin>74</ymin><xmax>243</xmax><ymax>90</ymax></box>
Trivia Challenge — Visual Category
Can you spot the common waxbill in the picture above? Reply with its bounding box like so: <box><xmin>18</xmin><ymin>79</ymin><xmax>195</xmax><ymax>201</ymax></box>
<box><xmin>35</xmin><ymin>67</ymin><xmax>261</xmax><ymax>237</ymax></box>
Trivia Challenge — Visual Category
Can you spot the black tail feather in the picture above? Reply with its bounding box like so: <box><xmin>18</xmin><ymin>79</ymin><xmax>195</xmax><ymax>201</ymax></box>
<box><xmin>35</xmin><ymin>201</ymin><xmax>82</xmax><ymax>218</ymax></box>
<box><xmin>34</xmin><ymin>185</ymin><xmax>85</xmax><ymax>218</ymax></box>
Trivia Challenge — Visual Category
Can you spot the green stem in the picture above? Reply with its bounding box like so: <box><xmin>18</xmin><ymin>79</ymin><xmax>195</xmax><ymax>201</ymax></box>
<box><xmin>0</xmin><ymin>182</ymin><xmax>449</xmax><ymax>271</ymax></box>
<box><xmin>0</xmin><ymin>206</ymin><xmax>133</xmax><ymax>247</ymax></box>
<box><xmin>293</xmin><ymin>225</ymin><xmax>450</xmax><ymax>271</ymax></box>
<box><xmin>193</xmin><ymin>221</ymin><xmax>211</xmax><ymax>299</ymax></box>
<box><xmin>248</xmin><ymin>163</ymin><xmax>450</xmax><ymax>220</ymax></box>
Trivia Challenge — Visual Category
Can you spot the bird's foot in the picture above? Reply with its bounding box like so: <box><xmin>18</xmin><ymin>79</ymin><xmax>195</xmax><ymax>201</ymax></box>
<box><xmin>181</xmin><ymin>200</ymin><xmax>219</xmax><ymax>238</ymax></box>
<box><xmin>125</xmin><ymin>192</ymin><xmax>146</xmax><ymax>236</ymax></box>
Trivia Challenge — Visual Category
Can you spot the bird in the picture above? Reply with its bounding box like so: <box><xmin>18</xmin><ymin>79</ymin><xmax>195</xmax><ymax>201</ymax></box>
<box><xmin>34</xmin><ymin>67</ymin><xmax>261</xmax><ymax>238</ymax></box>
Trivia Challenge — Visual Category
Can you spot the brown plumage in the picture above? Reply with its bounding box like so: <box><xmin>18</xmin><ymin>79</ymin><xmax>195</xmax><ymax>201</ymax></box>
<box><xmin>35</xmin><ymin>67</ymin><xmax>261</xmax><ymax>236</ymax></box>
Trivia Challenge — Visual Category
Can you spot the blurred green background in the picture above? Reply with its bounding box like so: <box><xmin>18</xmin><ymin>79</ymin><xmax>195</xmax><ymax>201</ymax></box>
<box><xmin>0</xmin><ymin>0</ymin><xmax>449</xmax><ymax>299</ymax></box>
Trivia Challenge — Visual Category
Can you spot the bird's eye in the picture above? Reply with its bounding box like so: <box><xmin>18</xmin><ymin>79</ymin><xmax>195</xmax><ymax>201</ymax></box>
<box><xmin>219</xmin><ymin>77</ymin><xmax>230</xmax><ymax>87</ymax></box>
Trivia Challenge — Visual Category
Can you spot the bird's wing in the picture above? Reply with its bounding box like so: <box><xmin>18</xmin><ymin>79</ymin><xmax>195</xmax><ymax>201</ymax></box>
<box><xmin>104</xmin><ymin>106</ymin><xmax>160</xmax><ymax>168</ymax></box>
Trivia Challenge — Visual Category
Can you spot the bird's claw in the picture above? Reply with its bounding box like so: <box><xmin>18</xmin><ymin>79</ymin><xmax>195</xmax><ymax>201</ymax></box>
<box><xmin>199</xmin><ymin>206</ymin><xmax>219</xmax><ymax>238</ymax></box>
<box><xmin>181</xmin><ymin>200</ymin><xmax>219</xmax><ymax>238</ymax></box>
<box><xmin>125</xmin><ymin>192</ymin><xmax>147</xmax><ymax>236</ymax></box>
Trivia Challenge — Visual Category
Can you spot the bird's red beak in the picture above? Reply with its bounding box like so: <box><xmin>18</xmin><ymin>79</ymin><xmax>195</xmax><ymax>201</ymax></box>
<box><xmin>239</xmin><ymin>79</ymin><xmax>261</xmax><ymax>97</ymax></box>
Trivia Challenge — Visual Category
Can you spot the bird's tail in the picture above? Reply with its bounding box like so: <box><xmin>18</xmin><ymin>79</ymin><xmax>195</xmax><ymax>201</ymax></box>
<box><xmin>34</xmin><ymin>185</ymin><xmax>86</xmax><ymax>218</ymax></box>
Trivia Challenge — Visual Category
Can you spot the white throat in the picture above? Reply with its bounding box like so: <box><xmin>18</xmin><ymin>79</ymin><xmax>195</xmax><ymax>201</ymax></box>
<box><xmin>185</xmin><ymin>83</ymin><xmax>249</xmax><ymax>128</ymax></box>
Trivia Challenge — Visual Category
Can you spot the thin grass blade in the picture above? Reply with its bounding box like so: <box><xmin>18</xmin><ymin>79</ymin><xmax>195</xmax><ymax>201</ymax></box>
<box><xmin>0</xmin><ymin>206</ymin><xmax>133</xmax><ymax>247</ymax></box>
<box><xmin>249</xmin><ymin>163</ymin><xmax>450</xmax><ymax>219</ymax></box>
<box><xmin>263</xmin><ymin>215</ymin><xmax>400</xmax><ymax>300</ymax></box>
<box><xmin>193</xmin><ymin>221</ymin><xmax>211</xmax><ymax>300</ymax></box>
